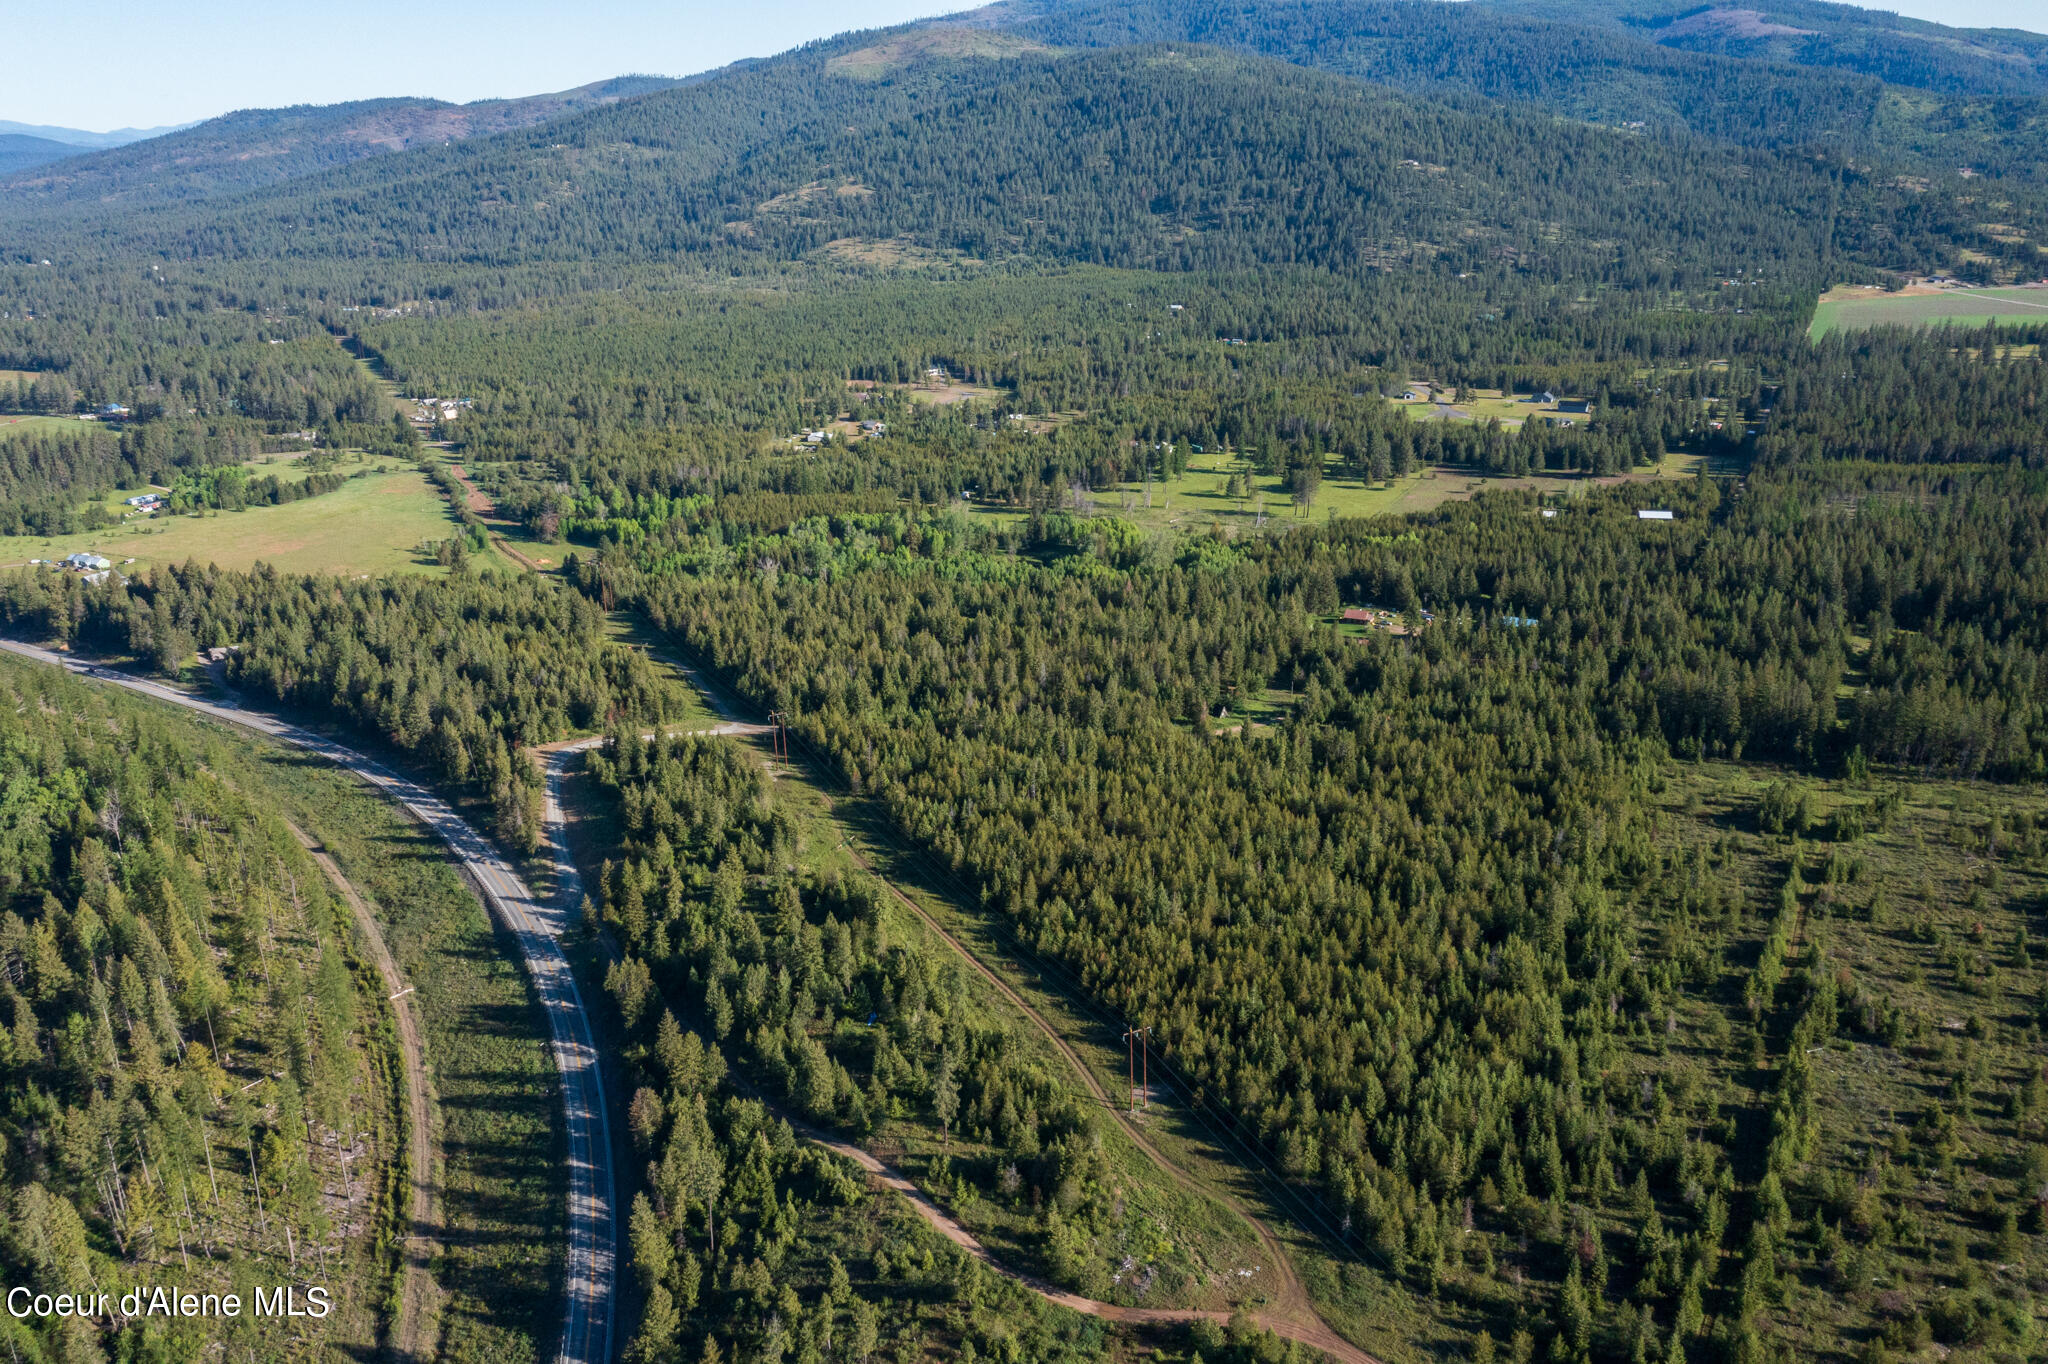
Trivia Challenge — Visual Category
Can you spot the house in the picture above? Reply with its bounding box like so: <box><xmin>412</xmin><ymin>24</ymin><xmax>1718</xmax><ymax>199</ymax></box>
<box><xmin>1169</xmin><ymin>303</ymin><xmax>1185</xmax><ymax>312</ymax></box>
<box><xmin>62</xmin><ymin>552</ymin><xmax>111</xmax><ymax>571</ymax></box>
<box><xmin>860</xmin><ymin>420</ymin><xmax>886</xmax><ymax>435</ymax></box>
<box><xmin>1558</xmin><ymin>399</ymin><xmax>1592</xmax><ymax>414</ymax></box>
<box><xmin>1531</xmin><ymin>390</ymin><xmax>1557</xmax><ymax>405</ymax></box>
<box><xmin>97</xmin><ymin>403</ymin><xmax>130</xmax><ymax>418</ymax></box>
<box><xmin>1541</xmin><ymin>508</ymin><xmax>1558</xmax><ymax>519</ymax></box>
<box><xmin>126</xmin><ymin>493</ymin><xmax>162</xmax><ymax>508</ymax></box>
<box><xmin>804</xmin><ymin>430</ymin><xmax>828</xmax><ymax>445</ymax></box>
<box><xmin>1638</xmin><ymin>509</ymin><xmax>1675</xmax><ymax>521</ymax></box>
<box><xmin>1341</xmin><ymin>608</ymin><xmax>1376</xmax><ymax>624</ymax></box>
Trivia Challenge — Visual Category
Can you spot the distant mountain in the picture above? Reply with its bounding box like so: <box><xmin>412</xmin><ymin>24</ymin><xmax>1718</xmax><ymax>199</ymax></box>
<box><xmin>0</xmin><ymin>75</ymin><xmax>679</xmax><ymax>210</ymax></box>
<box><xmin>0</xmin><ymin>119</ymin><xmax>192</xmax><ymax>148</ymax></box>
<box><xmin>954</xmin><ymin>0</ymin><xmax>2048</xmax><ymax>177</ymax></box>
<box><xmin>1485</xmin><ymin>0</ymin><xmax>2048</xmax><ymax>97</ymax></box>
<box><xmin>34</xmin><ymin>33</ymin><xmax>2014</xmax><ymax>296</ymax></box>
<box><xmin>0</xmin><ymin>135</ymin><xmax>79</xmax><ymax>177</ymax></box>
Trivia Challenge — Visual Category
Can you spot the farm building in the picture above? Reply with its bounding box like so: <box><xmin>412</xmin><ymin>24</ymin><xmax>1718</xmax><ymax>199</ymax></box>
<box><xmin>1638</xmin><ymin>509</ymin><xmax>1675</xmax><ymax>521</ymax></box>
<box><xmin>1558</xmin><ymin>399</ymin><xmax>1592</xmax><ymax>414</ymax></box>
<box><xmin>62</xmin><ymin>552</ymin><xmax>112</xmax><ymax>571</ymax></box>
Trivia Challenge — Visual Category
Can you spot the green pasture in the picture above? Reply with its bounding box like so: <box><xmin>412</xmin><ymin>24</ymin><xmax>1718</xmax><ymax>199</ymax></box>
<box><xmin>0</xmin><ymin>413</ymin><xmax>82</xmax><ymax>437</ymax></box>
<box><xmin>1810</xmin><ymin>285</ymin><xmax>2048</xmax><ymax>338</ymax></box>
<box><xmin>0</xmin><ymin>454</ymin><xmax>460</xmax><ymax>577</ymax></box>
<box><xmin>964</xmin><ymin>445</ymin><xmax>1701</xmax><ymax>537</ymax></box>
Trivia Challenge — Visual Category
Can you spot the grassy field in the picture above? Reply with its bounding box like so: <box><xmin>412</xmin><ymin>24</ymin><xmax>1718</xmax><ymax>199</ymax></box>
<box><xmin>0</xmin><ymin>413</ymin><xmax>82</xmax><ymax>436</ymax></box>
<box><xmin>1810</xmin><ymin>284</ymin><xmax>2048</xmax><ymax>338</ymax></box>
<box><xmin>0</xmin><ymin>455</ymin><xmax>462</xmax><ymax>576</ymax></box>
<box><xmin>966</xmin><ymin>446</ymin><xmax>1710</xmax><ymax>538</ymax></box>
<box><xmin>214</xmin><ymin>733</ymin><xmax>568</xmax><ymax>1364</ymax></box>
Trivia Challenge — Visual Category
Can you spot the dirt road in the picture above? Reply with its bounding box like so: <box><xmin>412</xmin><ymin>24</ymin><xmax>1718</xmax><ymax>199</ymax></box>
<box><xmin>285</xmin><ymin>821</ymin><xmax>440</xmax><ymax>1362</ymax></box>
<box><xmin>0</xmin><ymin>639</ymin><xmax>616</xmax><ymax>1364</ymax></box>
<box><xmin>588</xmin><ymin>644</ymin><xmax>1381</xmax><ymax>1364</ymax></box>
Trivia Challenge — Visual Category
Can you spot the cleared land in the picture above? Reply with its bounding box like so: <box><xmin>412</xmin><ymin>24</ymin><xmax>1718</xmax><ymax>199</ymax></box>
<box><xmin>969</xmin><ymin>446</ymin><xmax>1710</xmax><ymax>536</ymax></box>
<box><xmin>1810</xmin><ymin>283</ymin><xmax>2048</xmax><ymax>338</ymax></box>
<box><xmin>0</xmin><ymin>457</ymin><xmax>462</xmax><ymax>576</ymax></box>
<box><xmin>1390</xmin><ymin>387</ymin><xmax>1586</xmax><ymax>427</ymax></box>
<box><xmin>0</xmin><ymin>413</ymin><xmax>82</xmax><ymax>434</ymax></box>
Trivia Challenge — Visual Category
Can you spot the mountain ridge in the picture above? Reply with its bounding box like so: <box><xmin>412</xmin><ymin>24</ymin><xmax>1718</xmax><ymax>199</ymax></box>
<box><xmin>0</xmin><ymin>74</ymin><xmax>679</xmax><ymax>210</ymax></box>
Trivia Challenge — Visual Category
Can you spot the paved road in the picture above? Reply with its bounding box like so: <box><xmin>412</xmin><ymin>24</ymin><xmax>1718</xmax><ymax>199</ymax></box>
<box><xmin>0</xmin><ymin>639</ymin><xmax>615</xmax><ymax>1364</ymax></box>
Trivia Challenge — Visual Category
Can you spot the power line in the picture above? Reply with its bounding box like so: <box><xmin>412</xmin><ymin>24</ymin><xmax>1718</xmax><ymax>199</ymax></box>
<box><xmin>657</xmin><ymin>636</ymin><xmax>1374</xmax><ymax>1265</ymax></box>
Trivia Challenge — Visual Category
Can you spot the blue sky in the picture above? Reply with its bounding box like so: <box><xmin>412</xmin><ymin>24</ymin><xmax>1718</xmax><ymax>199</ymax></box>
<box><xmin>9</xmin><ymin>0</ymin><xmax>2045</xmax><ymax>133</ymax></box>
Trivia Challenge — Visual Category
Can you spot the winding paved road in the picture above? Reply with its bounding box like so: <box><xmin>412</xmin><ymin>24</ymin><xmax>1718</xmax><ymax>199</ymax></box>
<box><xmin>0</xmin><ymin>639</ymin><xmax>615</xmax><ymax>1364</ymax></box>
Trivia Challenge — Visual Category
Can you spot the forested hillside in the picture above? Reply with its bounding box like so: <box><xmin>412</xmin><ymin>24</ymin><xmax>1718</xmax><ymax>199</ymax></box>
<box><xmin>1487</xmin><ymin>0</ymin><xmax>2048</xmax><ymax>97</ymax></box>
<box><xmin>977</xmin><ymin>0</ymin><xmax>2048</xmax><ymax>178</ymax></box>
<box><xmin>0</xmin><ymin>136</ymin><xmax>78</xmax><ymax>177</ymax></box>
<box><xmin>8</xmin><ymin>36</ymin><xmax>2041</xmax><ymax>278</ymax></box>
<box><xmin>0</xmin><ymin>76</ymin><xmax>679</xmax><ymax>211</ymax></box>
<box><xmin>0</xmin><ymin>654</ymin><xmax>400</xmax><ymax>1362</ymax></box>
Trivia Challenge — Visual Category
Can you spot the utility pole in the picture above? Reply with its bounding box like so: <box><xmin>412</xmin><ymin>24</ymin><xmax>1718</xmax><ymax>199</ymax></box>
<box><xmin>767</xmin><ymin>711</ymin><xmax>789</xmax><ymax>761</ymax></box>
<box><xmin>1122</xmin><ymin>1024</ymin><xmax>1150</xmax><ymax>1114</ymax></box>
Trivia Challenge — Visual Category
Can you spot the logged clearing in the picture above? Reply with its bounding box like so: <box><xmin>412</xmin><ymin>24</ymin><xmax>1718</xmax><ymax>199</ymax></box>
<box><xmin>826</xmin><ymin>26</ymin><xmax>1059</xmax><ymax>80</ymax></box>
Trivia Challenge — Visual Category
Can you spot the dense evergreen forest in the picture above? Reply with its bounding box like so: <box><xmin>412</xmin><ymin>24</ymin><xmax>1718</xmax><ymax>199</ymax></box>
<box><xmin>1486</xmin><ymin>0</ymin><xmax>2048</xmax><ymax>98</ymax></box>
<box><xmin>0</xmin><ymin>655</ymin><xmax>400</xmax><ymax>1363</ymax></box>
<box><xmin>5</xmin><ymin>0</ymin><xmax>2048</xmax><ymax>1360</ymax></box>
<box><xmin>997</xmin><ymin>0</ymin><xmax>2048</xmax><ymax>176</ymax></box>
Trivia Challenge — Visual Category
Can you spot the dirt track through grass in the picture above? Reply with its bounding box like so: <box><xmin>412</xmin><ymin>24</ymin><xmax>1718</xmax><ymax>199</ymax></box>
<box><xmin>287</xmin><ymin>819</ymin><xmax>442</xmax><ymax>1363</ymax></box>
<box><xmin>633</xmin><ymin>635</ymin><xmax>1383</xmax><ymax>1364</ymax></box>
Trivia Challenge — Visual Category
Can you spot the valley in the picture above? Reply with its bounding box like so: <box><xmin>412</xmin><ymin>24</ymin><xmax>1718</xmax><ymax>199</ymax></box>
<box><xmin>3</xmin><ymin>2</ymin><xmax>2047</xmax><ymax>1362</ymax></box>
